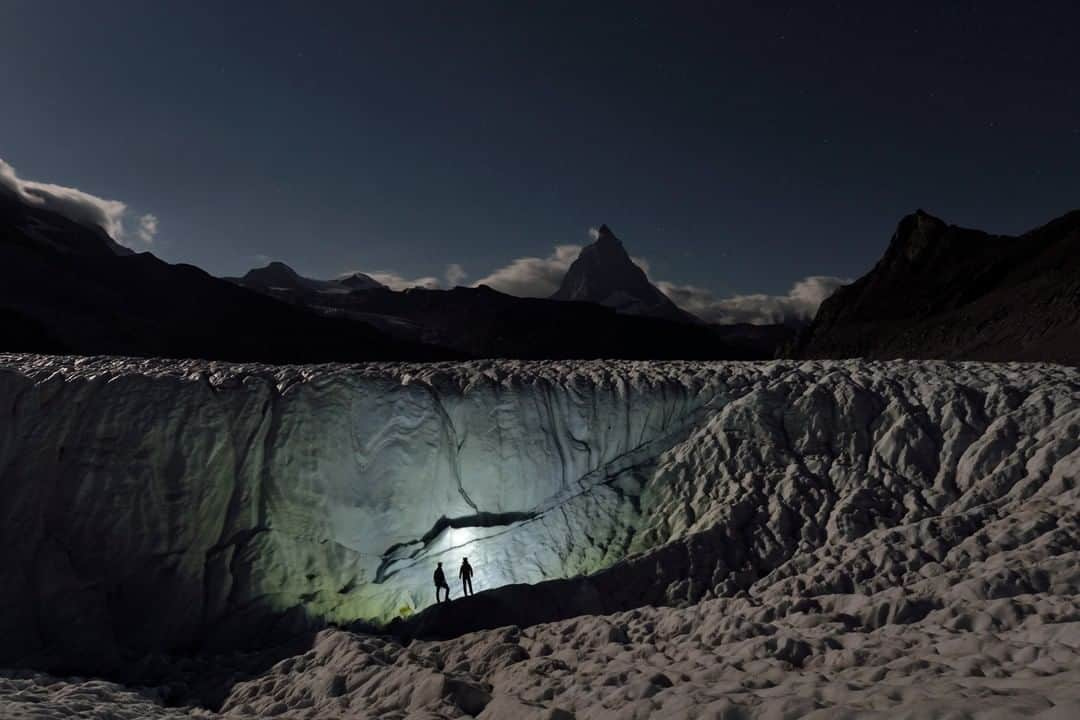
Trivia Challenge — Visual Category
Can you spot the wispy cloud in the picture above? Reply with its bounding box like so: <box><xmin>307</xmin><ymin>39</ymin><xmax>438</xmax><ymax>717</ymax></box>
<box><xmin>656</xmin><ymin>275</ymin><xmax>849</xmax><ymax>325</ymax></box>
<box><xmin>472</xmin><ymin>244</ymin><xmax>583</xmax><ymax>297</ymax></box>
<box><xmin>366</xmin><ymin>271</ymin><xmax>442</xmax><ymax>291</ymax></box>
<box><xmin>470</xmin><ymin>230</ymin><xmax>846</xmax><ymax>324</ymax></box>
<box><xmin>269</xmin><ymin>224</ymin><xmax>846</xmax><ymax>325</ymax></box>
<box><xmin>136</xmin><ymin>213</ymin><xmax>159</xmax><ymax>244</ymax></box>
<box><xmin>335</xmin><ymin>263</ymin><xmax>471</xmax><ymax>291</ymax></box>
<box><xmin>445</xmin><ymin>263</ymin><xmax>468</xmax><ymax>287</ymax></box>
<box><xmin>0</xmin><ymin>157</ymin><xmax>157</xmax><ymax>247</ymax></box>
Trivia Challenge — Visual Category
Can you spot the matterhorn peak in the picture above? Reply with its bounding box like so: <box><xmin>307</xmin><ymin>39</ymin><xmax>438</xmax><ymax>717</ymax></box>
<box><xmin>551</xmin><ymin>225</ymin><xmax>700</xmax><ymax>325</ymax></box>
<box><xmin>592</xmin><ymin>224</ymin><xmax>626</xmax><ymax>252</ymax></box>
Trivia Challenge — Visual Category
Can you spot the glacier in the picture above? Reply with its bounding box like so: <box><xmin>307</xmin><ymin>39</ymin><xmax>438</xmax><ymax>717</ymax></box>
<box><xmin>0</xmin><ymin>354</ymin><xmax>1077</xmax><ymax>672</ymax></box>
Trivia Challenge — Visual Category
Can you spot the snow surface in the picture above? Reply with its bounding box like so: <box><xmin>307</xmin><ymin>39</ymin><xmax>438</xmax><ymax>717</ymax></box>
<box><xmin>4</xmin><ymin>548</ymin><xmax>1080</xmax><ymax>718</ymax></box>
<box><xmin>0</xmin><ymin>355</ymin><xmax>1077</xmax><ymax>717</ymax></box>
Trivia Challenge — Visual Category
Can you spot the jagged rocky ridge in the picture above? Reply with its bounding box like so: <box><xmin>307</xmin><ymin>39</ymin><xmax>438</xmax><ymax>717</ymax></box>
<box><xmin>791</xmin><ymin>208</ymin><xmax>1080</xmax><ymax>364</ymax></box>
<box><xmin>1</xmin><ymin>354</ymin><xmax>1077</xmax><ymax>683</ymax></box>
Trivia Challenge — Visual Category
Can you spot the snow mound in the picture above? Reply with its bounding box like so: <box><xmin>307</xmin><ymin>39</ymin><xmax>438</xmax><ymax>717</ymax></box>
<box><xmin>215</xmin><ymin>586</ymin><xmax>1080</xmax><ymax>718</ymax></box>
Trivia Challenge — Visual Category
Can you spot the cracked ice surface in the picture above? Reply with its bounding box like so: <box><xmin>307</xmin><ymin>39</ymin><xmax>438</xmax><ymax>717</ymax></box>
<box><xmin>0</xmin><ymin>355</ymin><xmax>1077</xmax><ymax>666</ymax></box>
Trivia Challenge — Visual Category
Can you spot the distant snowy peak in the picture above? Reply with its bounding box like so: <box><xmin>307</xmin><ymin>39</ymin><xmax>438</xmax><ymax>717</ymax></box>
<box><xmin>235</xmin><ymin>262</ymin><xmax>387</xmax><ymax>293</ymax></box>
<box><xmin>551</xmin><ymin>224</ymin><xmax>701</xmax><ymax>324</ymax></box>
<box><xmin>239</xmin><ymin>261</ymin><xmax>314</xmax><ymax>291</ymax></box>
<box><xmin>338</xmin><ymin>271</ymin><xmax>387</xmax><ymax>291</ymax></box>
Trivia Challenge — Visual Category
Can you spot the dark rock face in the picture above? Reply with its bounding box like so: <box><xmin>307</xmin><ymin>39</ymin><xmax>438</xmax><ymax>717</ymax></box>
<box><xmin>551</xmin><ymin>225</ymin><xmax>701</xmax><ymax>324</ymax></box>
<box><xmin>790</xmin><ymin>209</ymin><xmax>1080</xmax><ymax>364</ymax></box>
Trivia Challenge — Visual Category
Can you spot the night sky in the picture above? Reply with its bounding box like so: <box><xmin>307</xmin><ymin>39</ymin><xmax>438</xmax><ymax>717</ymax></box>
<box><xmin>2</xmin><ymin>1</ymin><xmax>1078</xmax><ymax>303</ymax></box>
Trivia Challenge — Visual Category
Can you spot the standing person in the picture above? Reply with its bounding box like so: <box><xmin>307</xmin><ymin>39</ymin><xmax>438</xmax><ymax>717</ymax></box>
<box><xmin>434</xmin><ymin>562</ymin><xmax>450</xmax><ymax>604</ymax></box>
<box><xmin>459</xmin><ymin>557</ymin><xmax>474</xmax><ymax>597</ymax></box>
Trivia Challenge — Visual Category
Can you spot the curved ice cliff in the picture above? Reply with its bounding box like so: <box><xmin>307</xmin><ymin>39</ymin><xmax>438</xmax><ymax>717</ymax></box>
<box><xmin>0</xmin><ymin>354</ymin><xmax>1077</xmax><ymax>668</ymax></box>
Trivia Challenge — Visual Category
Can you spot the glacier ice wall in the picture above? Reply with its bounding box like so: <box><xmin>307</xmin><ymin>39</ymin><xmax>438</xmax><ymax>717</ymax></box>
<box><xmin>0</xmin><ymin>354</ymin><xmax>1076</xmax><ymax>665</ymax></box>
<box><xmin>0</xmin><ymin>356</ymin><xmax>713</xmax><ymax>662</ymax></box>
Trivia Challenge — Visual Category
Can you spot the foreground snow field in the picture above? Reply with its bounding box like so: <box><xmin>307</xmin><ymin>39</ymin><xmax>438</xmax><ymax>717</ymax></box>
<box><xmin>4</xmin><ymin>557</ymin><xmax>1079</xmax><ymax>718</ymax></box>
<box><xmin>0</xmin><ymin>355</ymin><xmax>1077</xmax><ymax>717</ymax></box>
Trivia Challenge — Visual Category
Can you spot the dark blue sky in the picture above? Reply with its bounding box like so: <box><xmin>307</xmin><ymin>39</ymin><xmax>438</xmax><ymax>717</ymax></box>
<box><xmin>2</xmin><ymin>1</ymin><xmax>1078</xmax><ymax>297</ymax></box>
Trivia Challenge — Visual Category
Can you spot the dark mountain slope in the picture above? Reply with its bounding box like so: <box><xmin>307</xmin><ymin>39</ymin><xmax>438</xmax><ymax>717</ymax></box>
<box><xmin>291</xmin><ymin>284</ymin><xmax>788</xmax><ymax>360</ymax></box>
<box><xmin>229</xmin><ymin>228</ymin><xmax>793</xmax><ymax>359</ymax></box>
<box><xmin>1</xmin><ymin>186</ymin><xmax>790</xmax><ymax>362</ymax></box>
<box><xmin>790</xmin><ymin>209</ymin><xmax>1080</xmax><ymax>364</ymax></box>
<box><xmin>230</xmin><ymin>262</ymin><xmax>386</xmax><ymax>293</ymax></box>
<box><xmin>0</xmin><ymin>192</ymin><xmax>450</xmax><ymax>362</ymax></box>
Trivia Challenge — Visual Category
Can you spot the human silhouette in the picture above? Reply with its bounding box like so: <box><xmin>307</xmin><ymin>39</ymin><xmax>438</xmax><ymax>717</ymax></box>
<box><xmin>434</xmin><ymin>562</ymin><xmax>450</xmax><ymax>603</ymax></box>
<box><xmin>459</xmin><ymin>557</ymin><xmax>474</xmax><ymax>597</ymax></box>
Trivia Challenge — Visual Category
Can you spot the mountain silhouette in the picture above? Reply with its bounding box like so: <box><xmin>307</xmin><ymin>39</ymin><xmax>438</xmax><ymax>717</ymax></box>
<box><xmin>0</xmin><ymin>190</ymin><xmax>789</xmax><ymax>361</ymax></box>
<box><xmin>232</xmin><ymin>262</ymin><xmax>387</xmax><ymax>293</ymax></box>
<box><xmin>0</xmin><ymin>190</ymin><xmax>449</xmax><ymax>362</ymax></box>
<box><xmin>551</xmin><ymin>225</ymin><xmax>700</xmax><ymax>324</ymax></box>
<box><xmin>790</xmin><ymin>209</ymin><xmax>1080</xmax><ymax>364</ymax></box>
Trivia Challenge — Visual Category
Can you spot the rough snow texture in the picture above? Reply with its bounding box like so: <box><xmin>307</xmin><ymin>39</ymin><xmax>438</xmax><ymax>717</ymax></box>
<box><xmin>0</xmin><ymin>356</ymin><xmax>1077</xmax><ymax>684</ymax></box>
<box><xmin>5</xmin><ymin>586</ymin><xmax>1080</xmax><ymax>718</ymax></box>
<box><xmin>0</xmin><ymin>671</ymin><xmax>214</xmax><ymax>719</ymax></box>
<box><xmin>207</xmin><ymin>588</ymin><xmax>1080</xmax><ymax>719</ymax></box>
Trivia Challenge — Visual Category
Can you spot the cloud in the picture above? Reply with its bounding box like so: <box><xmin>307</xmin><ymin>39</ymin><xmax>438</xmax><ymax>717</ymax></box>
<box><xmin>335</xmin><ymin>263</ymin><xmax>468</xmax><ymax>291</ymax></box>
<box><xmin>340</xmin><ymin>230</ymin><xmax>846</xmax><ymax>327</ymax></box>
<box><xmin>656</xmin><ymin>275</ymin><xmax>849</xmax><ymax>325</ymax></box>
<box><xmin>136</xmin><ymin>213</ymin><xmax>159</xmax><ymax>244</ymax></box>
<box><xmin>466</xmin><ymin>236</ymin><xmax>840</xmax><ymax>325</ymax></box>
<box><xmin>445</xmin><ymin>263</ymin><xmax>468</xmax><ymax>287</ymax></box>
<box><xmin>0</xmin><ymin>157</ymin><xmax>156</xmax><ymax>247</ymax></box>
<box><xmin>631</xmin><ymin>254</ymin><xmax>651</xmax><ymax>276</ymax></box>
<box><xmin>366</xmin><ymin>271</ymin><xmax>442</xmax><ymax>291</ymax></box>
<box><xmin>471</xmin><ymin>244</ymin><xmax>583</xmax><ymax>297</ymax></box>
